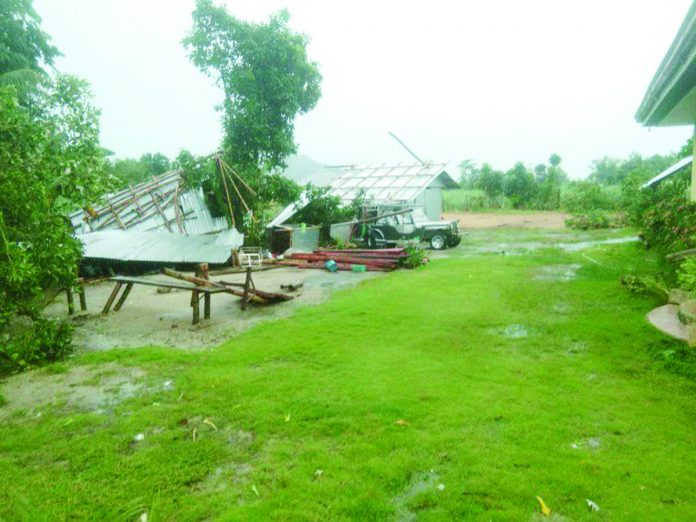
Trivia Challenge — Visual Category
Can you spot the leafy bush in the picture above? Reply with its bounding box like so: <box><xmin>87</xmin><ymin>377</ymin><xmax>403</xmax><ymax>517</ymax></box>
<box><xmin>0</xmin><ymin>318</ymin><xmax>72</xmax><ymax>374</ymax></box>
<box><xmin>635</xmin><ymin>173</ymin><xmax>696</xmax><ymax>252</ymax></box>
<box><xmin>677</xmin><ymin>257</ymin><xmax>696</xmax><ymax>294</ymax></box>
<box><xmin>400</xmin><ymin>243</ymin><xmax>428</xmax><ymax>269</ymax></box>
<box><xmin>564</xmin><ymin>211</ymin><xmax>612</xmax><ymax>230</ymax></box>
<box><xmin>620</xmin><ymin>274</ymin><xmax>668</xmax><ymax>299</ymax></box>
<box><xmin>291</xmin><ymin>185</ymin><xmax>366</xmax><ymax>243</ymax></box>
<box><xmin>561</xmin><ymin>181</ymin><xmax>619</xmax><ymax>213</ymax></box>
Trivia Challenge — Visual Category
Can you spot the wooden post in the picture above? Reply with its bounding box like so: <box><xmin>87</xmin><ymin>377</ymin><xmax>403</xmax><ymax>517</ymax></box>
<box><xmin>78</xmin><ymin>283</ymin><xmax>87</xmax><ymax>311</ymax></box>
<box><xmin>196</xmin><ymin>264</ymin><xmax>211</xmax><ymax>321</ymax></box>
<box><xmin>241</xmin><ymin>267</ymin><xmax>252</xmax><ymax>311</ymax></box>
<box><xmin>66</xmin><ymin>287</ymin><xmax>75</xmax><ymax>315</ymax></box>
<box><xmin>192</xmin><ymin>290</ymin><xmax>200</xmax><ymax>325</ymax></box>
<box><xmin>102</xmin><ymin>282</ymin><xmax>123</xmax><ymax>314</ymax></box>
<box><xmin>114</xmin><ymin>283</ymin><xmax>134</xmax><ymax>311</ymax></box>
<box><xmin>691</xmin><ymin>125</ymin><xmax>696</xmax><ymax>202</ymax></box>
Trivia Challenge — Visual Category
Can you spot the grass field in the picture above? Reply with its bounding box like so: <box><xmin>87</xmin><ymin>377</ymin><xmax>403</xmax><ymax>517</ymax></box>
<box><xmin>2</xmin><ymin>229</ymin><xmax>696</xmax><ymax>520</ymax></box>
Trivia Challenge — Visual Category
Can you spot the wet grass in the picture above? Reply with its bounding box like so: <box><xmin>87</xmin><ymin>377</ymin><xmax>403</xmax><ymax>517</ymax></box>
<box><xmin>2</xmin><ymin>229</ymin><xmax>696</xmax><ymax>520</ymax></box>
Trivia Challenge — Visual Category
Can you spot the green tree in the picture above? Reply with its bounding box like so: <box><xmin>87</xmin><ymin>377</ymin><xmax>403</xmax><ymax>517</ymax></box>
<box><xmin>477</xmin><ymin>163</ymin><xmax>504</xmax><ymax>206</ymax></box>
<box><xmin>184</xmin><ymin>1</ymin><xmax>321</xmax><ymax>174</ymax></box>
<box><xmin>458</xmin><ymin>159</ymin><xmax>479</xmax><ymax>188</ymax></box>
<box><xmin>0</xmin><ymin>77</ymin><xmax>110</xmax><ymax>374</ymax></box>
<box><xmin>183</xmin><ymin>1</ymin><xmax>321</xmax><ymax>234</ymax></box>
<box><xmin>533</xmin><ymin>163</ymin><xmax>547</xmax><ymax>182</ymax></box>
<box><xmin>140</xmin><ymin>152</ymin><xmax>171</xmax><ymax>176</ymax></box>
<box><xmin>504</xmin><ymin>162</ymin><xmax>537</xmax><ymax>208</ymax></box>
<box><xmin>107</xmin><ymin>152</ymin><xmax>173</xmax><ymax>189</ymax></box>
<box><xmin>0</xmin><ymin>0</ymin><xmax>60</xmax><ymax>94</ymax></box>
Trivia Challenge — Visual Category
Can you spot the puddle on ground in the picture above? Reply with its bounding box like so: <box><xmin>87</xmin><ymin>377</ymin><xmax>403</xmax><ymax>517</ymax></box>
<box><xmin>488</xmin><ymin>324</ymin><xmax>533</xmax><ymax>339</ymax></box>
<box><xmin>566</xmin><ymin>342</ymin><xmax>587</xmax><ymax>356</ymax></box>
<box><xmin>457</xmin><ymin>236</ymin><xmax>638</xmax><ymax>256</ymax></box>
<box><xmin>0</xmin><ymin>363</ymin><xmax>147</xmax><ymax>419</ymax></box>
<box><xmin>533</xmin><ymin>264</ymin><xmax>581</xmax><ymax>282</ymax></box>
<box><xmin>393</xmin><ymin>470</ymin><xmax>442</xmax><ymax>522</ymax></box>
<box><xmin>570</xmin><ymin>437</ymin><xmax>601</xmax><ymax>450</ymax></box>
<box><xmin>552</xmin><ymin>302</ymin><xmax>572</xmax><ymax>314</ymax></box>
<box><xmin>195</xmin><ymin>462</ymin><xmax>253</xmax><ymax>493</ymax></box>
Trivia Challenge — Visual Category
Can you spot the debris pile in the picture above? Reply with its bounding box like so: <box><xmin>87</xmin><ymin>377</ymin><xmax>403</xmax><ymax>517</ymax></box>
<box><xmin>277</xmin><ymin>248</ymin><xmax>407</xmax><ymax>272</ymax></box>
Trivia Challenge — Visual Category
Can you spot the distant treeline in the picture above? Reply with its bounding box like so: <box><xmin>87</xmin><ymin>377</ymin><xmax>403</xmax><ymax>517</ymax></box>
<box><xmin>446</xmin><ymin>139</ymin><xmax>694</xmax><ymax>216</ymax></box>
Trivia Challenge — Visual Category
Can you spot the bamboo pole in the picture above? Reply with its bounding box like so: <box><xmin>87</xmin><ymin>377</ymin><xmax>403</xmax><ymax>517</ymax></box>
<box><xmin>161</xmin><ymin>268</ymin><xmax>265</xmax><ymax>304</ymax></box>
<box><xmin>216</xmin><ymin>155</ymin><xmax>236</xmax><ymax>228</ymax></box>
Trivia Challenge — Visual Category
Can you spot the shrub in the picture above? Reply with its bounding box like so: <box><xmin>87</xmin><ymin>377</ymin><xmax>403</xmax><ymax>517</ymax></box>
<box><xmin>442</xmin><ymin>189</ymin><xmax>495</xmax><ymax>212</ymax></box>
<box><xmin>638</xmin><ymin>175</ymin><xmax>696</xmax><ymax>252</ymax></box>
<box><xmin>565</xmin><ymin>211</ymin><xmax>611</xmax><ymax>230</ymax></box>
<box><xmin>400</xmin><ymin>243</ymin><xmax>428</xmax><ymax>269</ymax></box>
<box><xmin>678</xmin><ymin>257</ymin><xmax>696</xmax><ymax>294</ymax></box>
<box><xmin>562</xmin><ymin>181</ymin><xmax>619</xmax><ymax>213</ymax></box>
<box><xmin>0</xmin><ymin>317</ymin><xmax>73</xmax><ymax>375</ymax></box>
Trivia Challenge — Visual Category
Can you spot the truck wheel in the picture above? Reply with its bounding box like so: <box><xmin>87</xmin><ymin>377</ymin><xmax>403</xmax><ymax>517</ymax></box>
<box><xmin>430</xmin><ymin>234</ymin><xmax>446</xmax><ymax>250</ymax></box>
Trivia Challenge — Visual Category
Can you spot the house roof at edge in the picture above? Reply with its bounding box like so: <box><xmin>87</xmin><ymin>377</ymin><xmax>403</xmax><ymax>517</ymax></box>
<box><xmin>636</xmin><ymin>2</ymin><xmax>696</xmax><ymax>127</ymax></box>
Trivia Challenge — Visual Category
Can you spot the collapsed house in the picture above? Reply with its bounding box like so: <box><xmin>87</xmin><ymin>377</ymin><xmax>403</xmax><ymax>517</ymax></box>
<box><xmin>70</xmin><ymin>170</ymin><xmax>243</xmax><ymax>265</ymax></box>
<box><xmin>267</xmin><ymin>162</ymin><xmax>458</xmax><ymax>251</ymax></box>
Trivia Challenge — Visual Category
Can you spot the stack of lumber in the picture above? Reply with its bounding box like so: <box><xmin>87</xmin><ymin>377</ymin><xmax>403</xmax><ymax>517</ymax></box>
<box><xmin>278</xmin><ymin>248</ymin><xmax>407</xmax><ymax>272</ymax></box>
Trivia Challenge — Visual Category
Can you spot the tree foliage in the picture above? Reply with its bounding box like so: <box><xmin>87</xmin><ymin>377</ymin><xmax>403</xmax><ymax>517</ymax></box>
<box><xmin>0</xmin><ymin>0</ymin><xmax>60</xmax><ymax>95</ymax></box>
<box><xmin>504</xmin><ymin>162</ymin><xmax>537</xmax><ymax>208</ymax></box>
<box><xmin>184</xmin><ymin>1</ymin><xmax>321</xmax><ymax>174</ymax></box>
<box><xmin>107</xmin><ymin>152</ymin><xmax>173</xmax><ymax>189</ymax></box>
<box><xmin>182</xmin><ymin>1</ymin><xmax>322</xmax><ymax>236</ymax></box>
<box><xmin>0</xmin><ymin>77</ymin><xmax>110</xmax><ymax>374</ymax></box>
<box><xmin>477</xmin><ymin>163</ymin><xmax>504</xmax><ymax>205</ymax></box>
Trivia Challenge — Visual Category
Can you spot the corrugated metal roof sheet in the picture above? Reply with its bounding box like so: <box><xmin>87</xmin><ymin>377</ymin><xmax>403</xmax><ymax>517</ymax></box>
<box><xmin>269</xmin><ymin>162</ymin><xmax>457</xmax><ymax>226</ymax></box>
<box><xmin>78</xmin><ymin>229</ymin><xmax>244</xmax><ymax>264</ymax></box>
<box><xmin>69</xmin><ymin>170</ymin><xmax>229</xmax><ymax>235</ymax></box>
<box><xmin>329</xmin><ymin>163</ymin><xmax>458</xmax><ymax>204</ymax></box>
<box><xmin>641</xmin><ymin>156</ymin><xmax>693</xmax><ymax>188</ymax></box>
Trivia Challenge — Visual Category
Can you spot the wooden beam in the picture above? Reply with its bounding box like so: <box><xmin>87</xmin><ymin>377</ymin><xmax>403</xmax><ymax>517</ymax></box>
<box><xmin>102</xmin><ymin>282</ymin><xmax>123</xmax><ymax>314</ymax></box>
<box><xmin>66</xmin><ymin>287</ymin><xmax>74</xmax><ymax>315</ymax></box>
<box><xmin>113</xmin><ymin>283</ymin><xmax>134</xmax><ymax>311</ymax></box>
<box><xmin>149</xmin><ymin>192</ymin><xmax>174</xmax><ymax>232</ymax></box>
<box><xmin>216</xmin><ymin>155</ymin><xmax>236</xmax><ymax>228</ymax></box>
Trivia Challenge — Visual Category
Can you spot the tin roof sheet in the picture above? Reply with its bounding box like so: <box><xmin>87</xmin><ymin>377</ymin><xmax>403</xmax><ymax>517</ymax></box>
<box><xmin>69</xmin><ymin>170</ymin><xmax>229</xmax><ymax>236</ymax></box>
<box><xmin>329</xmin><ymin>163</ymin><xmax>457</xmax><ymax>204</ymax></box>
<box><xmin>78</xmin><ymin>229</ymin><xmax>244</xmax><ymax>264</ymax></box>
<box><xmin>641</xmin><ymin>156</ymin><xmax>693</xmax><ymax>188</ymax></box>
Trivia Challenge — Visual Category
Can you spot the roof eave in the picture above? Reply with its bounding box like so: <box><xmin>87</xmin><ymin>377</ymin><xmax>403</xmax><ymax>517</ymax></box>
<box><xmin>636</xmin><ymin>2</ymin><xmax>696</xmax><ymax>127</ymax></box>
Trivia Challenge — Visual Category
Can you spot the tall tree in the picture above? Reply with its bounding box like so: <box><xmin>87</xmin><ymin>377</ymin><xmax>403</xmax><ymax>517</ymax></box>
<box><xmin>184</xmin><ymin>1</ymin><xmax>321</xmax><ymax>174</ymax></box>
<box><xmin>0</xmin><ymin>0</ymin><xmax>60</xmax><ymax>93</ymax></box>
<box><xmin>477</xmin><ymin>163</ymin><xmax>504</xmax><ymax>206</ymax></box>
<box><xmin>1</xmin><ymin>77</ymin><xmax>111</xmax><ymax>373</ymax></box>
<box><xmin>504</xmin><ymin>162</ymin><xmax>537</xmax><ymax>208</ymax></box>
<box><xmin>458</xmin><ymin>159</ymin><xmax>479</xmax><ymax>188</ymax></box>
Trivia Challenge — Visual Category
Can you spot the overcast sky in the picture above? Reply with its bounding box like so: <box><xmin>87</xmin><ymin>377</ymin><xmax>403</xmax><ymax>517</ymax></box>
<box><xmin>35</xmin><ymin>0</ymin><xmax>693</xmax><ymax>178</ymax></box>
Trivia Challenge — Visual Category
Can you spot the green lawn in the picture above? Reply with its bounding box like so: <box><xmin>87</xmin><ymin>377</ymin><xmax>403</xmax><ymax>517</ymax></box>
<box><xmin>2</xmin><ymin>230</ymin><xmax>696</xmax><ymax>520</ymax></box>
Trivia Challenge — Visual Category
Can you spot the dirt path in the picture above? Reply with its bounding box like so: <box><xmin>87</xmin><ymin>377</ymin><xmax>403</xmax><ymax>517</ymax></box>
<box><xmin>44</xmin><ymin>267</ymin><xmax>380</xmax><ymax>351</ymax></box>
<box><xmin>444</xmin><ymin>211</ymin><xmax>569</xmax><ymax>229</ymax></box>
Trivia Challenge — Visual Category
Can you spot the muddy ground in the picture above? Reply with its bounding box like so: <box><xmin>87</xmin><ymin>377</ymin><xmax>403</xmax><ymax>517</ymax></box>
<box><xmin>444</xmin><ymin>211</ymin><xmax>569</xmax><ymax>229</ymax></box>
<box><xmin>44</xmin><ymin>267</ymin><xmax>380</xmax><ymax>352</ymax></box>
